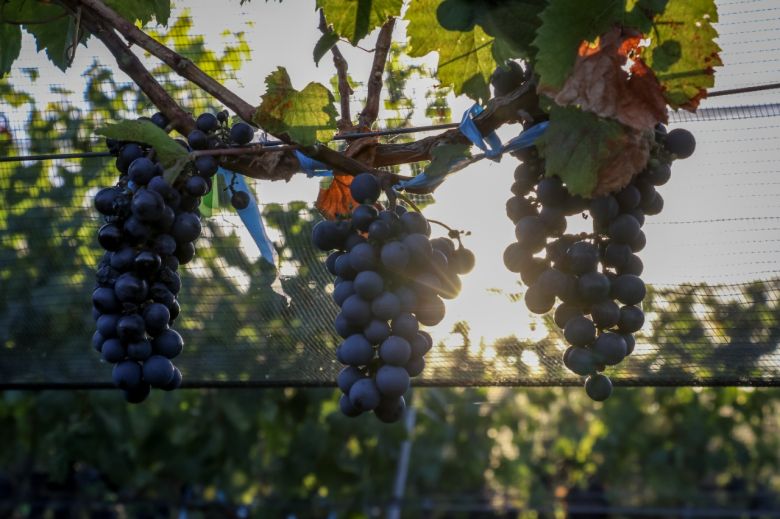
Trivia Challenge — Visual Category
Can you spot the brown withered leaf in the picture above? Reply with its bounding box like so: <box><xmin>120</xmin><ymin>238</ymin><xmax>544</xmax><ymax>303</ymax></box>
<box><xmin>550</xmin><ymin>27</ymin><xmax>668</xmax><ymax>132</ymax></box>
<box><xmin>315</xmin><ymin>136</ymin><xmax>379</xmax><ymax>220</ymax></box>
<box><xmin>316</xmin><ymin>174</ymin><xmax>354</xmax><ymax>220</ymax></box>
<box><xmin>593</xmin><ymin>125</ymin><xmax>652</xmax><ymax>196</ymax></box>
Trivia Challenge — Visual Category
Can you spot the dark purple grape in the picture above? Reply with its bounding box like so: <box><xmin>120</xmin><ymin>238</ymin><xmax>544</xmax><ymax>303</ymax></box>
<box><xmin>230</xmin><ymin>122</ymin><xmax>254</xmax><ymax>145</ymax></box>
<box><xmin>350</xmin><ymin>173</ymin><xmax>381</xmax><ymax>204</ymax></box>
<box><xmin>196</xmin><ymin>113</ymin><xmax>219</xmax><ymax>133</ymax></box>
<box><xmin>231</xmin><ymin>190</ymin><xmax>250</xmax><ymax>210</ymax></box>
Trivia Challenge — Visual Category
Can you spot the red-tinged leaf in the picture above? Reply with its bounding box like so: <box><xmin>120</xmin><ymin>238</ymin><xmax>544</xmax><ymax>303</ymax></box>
<box><xmin>316</xmin><ymin>175</ymin><xmax>355</xmax><ymax>220</ymax></box>
<box><xmin>547</xmin><ymin>27</ymin><xmax>668</xmax><ymax>131</ymax></box>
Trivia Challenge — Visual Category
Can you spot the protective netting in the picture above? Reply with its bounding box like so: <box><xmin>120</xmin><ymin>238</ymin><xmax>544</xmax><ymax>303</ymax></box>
<box><xmin>1</xmin><ymin>1</ymin><xmax>780</xmax><ymax>388</ymax></box>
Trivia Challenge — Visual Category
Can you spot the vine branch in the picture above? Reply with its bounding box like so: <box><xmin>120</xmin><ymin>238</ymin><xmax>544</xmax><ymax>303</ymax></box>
<box><xmin>65</xmin><ymin>0</ymin><xmax>542</xmax><ymax>186</ymax></box>
<box><xmin>358</xmin><ymin>18</ymin><xmax>395</xmax><ymax>130</ymax></box>
<box><xmin>75</xmin><ymin>8</ymin><xmax>195</xmax><ymax>135</ymax></box>
<box><xmin>319</xmin><ymin>11</ymin><xmax>353</xmax><ymax>132</ymax></box>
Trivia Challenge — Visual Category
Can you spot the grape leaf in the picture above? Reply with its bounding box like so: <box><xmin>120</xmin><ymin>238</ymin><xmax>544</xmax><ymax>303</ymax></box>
<box><xmin>426</xmin><ymin>143</ymin><xmax>471</xmax><ymax>178</ymax></box>
<box><xmin>642</xmin><ymin>0</ymin><xmax>722</xmax><ymax>110</ymax></box>
<box><xmin>316</xmin><ymin>175</ymin><xmax>354</xmax><ymax>220</ymax></box>
<box><xmin>313</xmin><ymin>31</ymin><xmax>340</xmax><ymax>65</ymax></box>
<box><xmin>551</xmin><ymin>27</ymin><xmax>668</xmax><ymax>131</ymax></box>
<box><xmin>4</xmin><ymin>0</ymin><xmax>88</xmax><ymax>72</ymax></box>
<box><xmin>95</xmin><ymin>120</ymin><xmax>189</xmax><ymax>181</ymax></box>
<box><xmin>104</xmin><ymin>0</ymin><xmax>171</xmax><ymax>25</ymax></box>
<box><xmin>0</xmin><ymin>23</ymin><xmax>22</xmax><ymax>77</ymax></box>
<box><xmin>317</xmin><ymin>0</ymin><xmax>402</xmax><ymax>45</ymax></box>
<box><xmin>537</xmin><ymin>105</ymin><xmax>651</xmax><ymax>197</ymax></box>
<box><xmin>533</xmin><ymin>0</ymin><xmax>624</xmax><ymax>93</ymax></box>
<box><xmin>406</xmin><ymin>0</ymin><xmax>496</xmax><ymax>102</ymax></box>
<box><xmin>478</xmin><ymin>1</ymin><xmax>546</xmax><ymax>61</ymax></box>
<box><xmin>253</xmin><ymin>67</ymin><xmax>337</xmax><ymax>146</ymax></box>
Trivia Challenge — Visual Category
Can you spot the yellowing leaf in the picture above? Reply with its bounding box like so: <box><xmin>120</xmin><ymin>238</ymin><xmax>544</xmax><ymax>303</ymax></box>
<box><xmin>537</xmin><ymin>106</ymin><xmax>651</xmax><ymax>197</ymax></box>
<box><xmin>317</xmin><ymin>0</ymin><xmax>402</xmax><ymax>45</ymax></box>
<box><xmin>642</xmin><ymin>0</ymin><xmax>722</xmax><ymax>110</ymax></box>
<box><xmin>405</xmin><ymin>0</ymin><xmax>496</xmax><ymax>102</ymax></box>
<box><xmin>253</xmin><ymin>67</ymin><xmax>337</xmax><ymax>146</ymax></box>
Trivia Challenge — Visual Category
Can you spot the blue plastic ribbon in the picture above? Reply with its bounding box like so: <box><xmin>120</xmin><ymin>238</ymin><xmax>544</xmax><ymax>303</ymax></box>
<box><xmin>395</xmin><ymin>121</ymin><xmax>549</xmax><ymax>192</ymax></box>
<box><xmin>459</xmin><ymin>104</ymin><xmax>503</xmax><ymax>160</ymax></box>
<box><xmin>217</xmin><ymin>167</ymin><xmax>277</xmax><ymax>266</ymax></box>
<box><xmin>294</xmin><ymin>150</ymin><xmax>333</xmax><ymax>178</ymax></box>
<box><xmin>502</xmin><ymin>121</ymin><xmax>549</xmax><ymax>154</ymax></box>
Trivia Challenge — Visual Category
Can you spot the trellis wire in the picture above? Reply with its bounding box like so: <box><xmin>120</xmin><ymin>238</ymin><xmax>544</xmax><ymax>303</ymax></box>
<box><xmin>3</xmin><ymin>97</ymin><xmax>780</xmax><ymax>164</ymax></box>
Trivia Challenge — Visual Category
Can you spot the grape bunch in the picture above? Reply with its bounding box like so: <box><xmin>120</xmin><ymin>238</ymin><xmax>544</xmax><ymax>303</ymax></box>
<box><xmin>504</xmin><ymin>126</ymin><xmax>695</xmax><ymax>401</ymax></box>
<box><xmin>92</xmin><ymin>111</ymin><xmax>255</xmax><ymax>403</ymax></box>
<box><xmin>312</xmin><ymin>173</ymin><xmax>475</xmax><ymax>422</ymax></box>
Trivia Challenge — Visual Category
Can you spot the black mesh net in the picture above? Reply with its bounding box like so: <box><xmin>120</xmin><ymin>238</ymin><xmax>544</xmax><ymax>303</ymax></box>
<box><xmin>1</xmin><ymin>1</ymin><xmax>780</xmax><ymax>388</ymax></box>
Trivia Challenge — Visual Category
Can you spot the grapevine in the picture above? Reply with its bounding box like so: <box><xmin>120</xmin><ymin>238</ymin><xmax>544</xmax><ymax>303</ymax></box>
<box><xmin>0</xmin><ymin>0</ymin><xmax>723</xmax><ymax>413</ymax></box>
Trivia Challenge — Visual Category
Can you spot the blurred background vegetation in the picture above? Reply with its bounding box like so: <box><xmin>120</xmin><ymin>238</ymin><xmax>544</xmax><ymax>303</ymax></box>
<box><xmin>1</xmin><ymin>8</ymin><xmax>780</xmax><ymax>519</ymax></box>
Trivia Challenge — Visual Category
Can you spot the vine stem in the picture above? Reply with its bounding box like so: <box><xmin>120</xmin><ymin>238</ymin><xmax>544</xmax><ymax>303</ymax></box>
<box><xmin>190</xmin><ymin>145</ymin><xmax>299</xmax><ymax>158</ymax></box>
<box><xmin>393</xmin><ymin>190</ymin><xmax>422</xmax><ymax>213</ymax></box>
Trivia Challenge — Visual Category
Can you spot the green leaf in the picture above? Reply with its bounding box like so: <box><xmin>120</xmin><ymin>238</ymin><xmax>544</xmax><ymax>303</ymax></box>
<box><xmin>95</xmin><ymin>120</ymin><xmax>189</xmax><ymax>181</ymax></box>
<box><xmin>532</xmin><ymin>0</ymin><xmax>624</xmax><ymax>92</ymax></box>
<box><xmin>6</xmin><ymin>0</ymin><xmax>88</xmax><ymax>71</ymax></box>
<box><xmin>477</xmin><ymin>1</ymin><xmax>546</xmax><ymax>61</ymax></box>
<box><xmin>317</xmin><ymin>0</ymin><xmax>402</xmax><ymax>45</ymax></box>
<box><xmin>163</xmin><ymin>156</ymin><xmax>189</xmax><ymax>185</ymax></box>
<box><xmin>253</xmin><ymin>67</ymin><xmax>337</xmax><ymax>146</ymax></box>
<box><xmin>0</xmin><ymin>23</ymin><xmax>22</xmax><ymax>77</ymax></box>
<box><xmin>104</xmin><ymin>0</ymin><xmax>171</xmax><ymax>26</ymax></box>
<box><xmin>426</xmin><ymin>144</ymin><xmax>471</xmax><ymax>178</ymax></box>
<box><xmin>406</xmin><ymin>0</ymin><xmax>496</xmax><ymax>102</ymax></box>
<box><xmin>643</xmin><ymin>0</ymin><xmax>722</xmax><ymax>109</ymax></box>
<box><xmin>537</xmin><ymin>105</ymin><xmax>625</xmax><ymax>197</ymax></box>
<box><xmin>313</xmin><ymin>31</ymin><xmax>339</xmax><ymax>66</ymax></box>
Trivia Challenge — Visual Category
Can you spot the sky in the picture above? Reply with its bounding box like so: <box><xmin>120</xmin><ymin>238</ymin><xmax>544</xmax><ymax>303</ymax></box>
<box><xmin>3</xmin><ymin>0</ymin><xmax>780</xmax><ymax>350</ymax></box>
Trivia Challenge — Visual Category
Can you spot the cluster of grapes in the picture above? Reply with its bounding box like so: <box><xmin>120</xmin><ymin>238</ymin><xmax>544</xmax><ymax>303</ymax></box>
<box><xmin>313</xmin><ymin>173</ymin><xmax>475</xmax><ymax>422</ymax></box>
<box><xmin>504</xmin><ymin>126</ymin><xmax>695</xmax><ymax>401</ymax></box>
<box><xmin>91</xmin><ymin>111</ymin><xmax>256</xmax><ymax>402</ymax></box>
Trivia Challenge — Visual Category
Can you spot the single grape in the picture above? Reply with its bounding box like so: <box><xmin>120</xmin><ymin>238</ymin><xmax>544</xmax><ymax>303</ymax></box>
<box><xmin>592</xmin><ymin>332</ymin><xmax>627</xmax><ymax>365</ymax></box>
<box><xmin>664</xmin><ymin>128</ymin><xmax>696</xmax><ymax>159</ymax></box>
<box><xmin>349</xmin><ymin>378</ymin><xmax>382</xmax><ymax>411</ymax></box>
<box><xmin>230</xmin><ymin>122</ymin><xmax>255</xmax><ymax>145</ymax></box>
<box><xmin>196</xmin><ymin>113</ymin><xmax>219</xmax><ymax>133</ymax></box>
<box><xmin>151</xmin><ymin>112</ymin><xmax>169</xmax><ymax>129</ymax></box>
<box><xmin>375</xmin><ymin>365</ymin><xmax>410</xmax><ymax>397</ymax></box>
<box><xmin>380</xmin><ymin>336</ymin><xmax>412</xmax><ymax>366</ymax></box>
<box><xmin>612</xmin><ymin>274</ymin><xmax>646</xmax><ymax>305</ymax></box>
<box><xmin>585</xmin><ymin>373</ymin><xmax>613</xmax><ymax>401</ymax></box>
<box><xmin>350</xmin><ymin>173</ymin><xmax>381</xmax><ymax>204</ymax></box>
<box><xmin>339</xmin><ymin>334</ymin><xmax>375</xmax><ymax>366</ymax></box>
<box><xmin>618</xmin><ymin>305</ymin><xmax>645</xmax><ymax>333</ymax></box>
<box><xmin>187</xmin><ymin>129</ymin><xmax>208</xmax><ymax>150</ymax></box>
<box><xmin>195</xmin><ymin>155</ymin><xmax>218</xmax><ymax>178</ymax></box>
<box><xmin>564</xmin><ymin>316</ymin><xmax>596</xmax><ymax>347</ymax></box>
<box><xmin>143</xmin><ymin>355</ymin><xmax>175</xmax><ymax>388</ymax></box>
